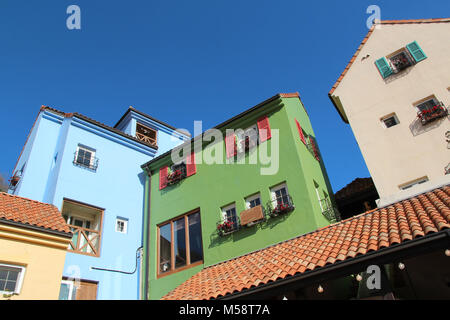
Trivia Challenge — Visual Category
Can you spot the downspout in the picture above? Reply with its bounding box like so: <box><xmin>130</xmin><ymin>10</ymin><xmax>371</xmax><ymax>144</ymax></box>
<box><xmin>142</xmin><ymin>167</ymin><xmax>152</xmax><ymax>300</ymax></box>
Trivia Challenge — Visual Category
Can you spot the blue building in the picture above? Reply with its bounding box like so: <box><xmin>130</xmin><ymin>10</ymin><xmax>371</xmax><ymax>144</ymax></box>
<box><xmin>8</xmin><ymin>105</ymin><xmax>189</xmax><ymax>300</ymax></box>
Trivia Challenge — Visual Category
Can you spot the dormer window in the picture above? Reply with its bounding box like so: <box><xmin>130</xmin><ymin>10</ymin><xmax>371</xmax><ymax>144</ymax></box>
<box><xmin>136</xmin><ymin>123</ymin><xmax>157</xmax><ymax>146</ymax></box>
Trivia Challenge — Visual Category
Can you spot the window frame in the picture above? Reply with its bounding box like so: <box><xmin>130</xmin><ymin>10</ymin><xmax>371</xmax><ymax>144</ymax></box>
<box><xmin>59</xmin><ymin>280</ymin><xmax>76</xmax><ymax>300</ymax></box>
<box><xmin>245</xmin><ymin>193</ymin><xmax>261</xmax><ymax>209</ymax></box>
<box><xmin>75</xmin><ymin>145</ymin><xmax>96</xmax><ymax>169</ymax></box>
<box><xmin>270</xmin><ymin>182</ymin><xmax>290</xmax><ymax>209</ymax></box>
<box><xmin>156</xmin><ymin>209</ymin><xmax>203</xmax><ymax>278</ymax></box>
<box><xmin>115</xmin><ymin>217</ymin><xmax>128</xmax><ymax>234</ymax></box>
<box><xmin>380</xmin><ymin>113</ymin><xmax>400</xmax><ymax>129</ymax></box>
<box><xmin>0</xmin><ymin>263</ymin><xmax>26</xmax><ymax>295</ymax></box>
<box><xmin>136</xmin><ymin>122</ymin><xmax>158</xmax><ymax>146</ymax></box>
<box><xmin>386</xmin><ymin>48</ymin><xmax>415</xmax><ymax>73</ymax></box>
<box><xmin>399</xmin><ymin>176</ymin><xmax>429</xmax><ymax>191</ymax></box>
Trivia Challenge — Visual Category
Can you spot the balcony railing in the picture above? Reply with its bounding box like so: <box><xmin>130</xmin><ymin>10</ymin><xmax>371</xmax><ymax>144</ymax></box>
<box><xmin>267</xmin><ymin>195</ymin><xmax>295</xmax><ymax>218</ymax></box>
<box><xmin>68</xmin><ymin>225</ymin><xmax>101</xmax><ymax>256</ymax></box>
<box><xmin>417</xmin><ymin>102</ymin><xmax>448</xmax><ymax>125</ymax></box>
<box><xmin>390</xmin><ymin>52</ymin><xmax>413</xmax><ymax>72</ymax></box>
<box><xmin>73</xmin><ymin>152</ymin><xmax>99</xmax><ymax>171</ymax></box>
<box><xmin>8</xmin><ymin>171</ymin><xmax>23</xmax><ymax>191</ymax></box>
<box><xmin>166</xmin><ymin>163</ymin><xmax>187</xmax><ymax>186</ymax></box>
<box><xmin>319</xmin><ymin>198</ymin><xmax>341</xmax><ymax>223</ymax></box>
<box><xmin>136</xmin><ymin>132</ymin><xmax>157</xmax><ymax>147</ymax></box>
<box><xmin>216</xmin><ymin>217</ymin><xmax>240</xmax><ymax>237</ymax></box>
<box><xmin>306</xmin><ymin>137</ymin><xmax>321</xmax><ymax>162</ymax></box>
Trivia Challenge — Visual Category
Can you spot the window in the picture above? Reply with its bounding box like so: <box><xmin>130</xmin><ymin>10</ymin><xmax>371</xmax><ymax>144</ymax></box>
<box><xmin>414</xmin><ymin>96</ymin><xmax>447</xmax><ymax>125</ymax></box>
<box><xmin>270</xmin><ymin>183</ymin><xmax>291</xmax><ymax>209</ymax></box>
<box><xmin>115</xmin><ymin>218</ymin><xmax>128</xmax><ymax>234</ymax></box>
<box><xmin>399</xmin><ymin>177</ymin><xmax>429</xmax><ymax>190</ymax></box>
<box><xmin>0</xmin><ymin>264</ymin><xmax>26</xmax><ymax>295</ymax></box>
<box><xmin>136</xmin><ymin>123</ymin><xmax>157</xmax><ymax>146</ymax></box>
<box><xmin>245</xmin><ymin>193</ymin><xmax>261</xmax><ymax>209</ymax></box>
<box><xmin>375</xmin><ymin>41</ymin><xmax>426</xmax><ymax>79</ymax></box>
<box><xmin>381</xmin><ymin>113</ymin><xmax>399</xmax><ymax>128</ymax></box>
<box><xmin>236</xmin><ymin>124</ymin><xmax>259</xmax><ymax>153</ymax></box>
<box><xmin>62</xmin><ymin>199</ymin><xmax>104</xmax><ymax>257</ymax></box>
<box><xmin>59</xmin><ymin>280</ymin><xmax>76</xmax><ymax>300</ymax></box>
<box><xmin>221</xmin><ymin>203</ymin><xmax>238</xmax><ymax>229</ymax></box>
<box><xmin>74</xmin><ymin>145</ymin><xmax>98</xmax><ymax>171</ymax></box>
<box><xmin>158</xmin><ymin>211</ymin><xmax>203</xmax><ymax>276</ymax></box>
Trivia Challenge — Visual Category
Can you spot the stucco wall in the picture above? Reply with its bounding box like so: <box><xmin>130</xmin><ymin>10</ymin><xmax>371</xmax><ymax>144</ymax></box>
<box><xmin>0</xmin><ymin>225</ymin><xmax>69</xmax><ymax>300</ymax></box>
<box><xmin>333</xmin><ymin>22</ymin><xmax>450</xmax><ymax>199</ymax></box>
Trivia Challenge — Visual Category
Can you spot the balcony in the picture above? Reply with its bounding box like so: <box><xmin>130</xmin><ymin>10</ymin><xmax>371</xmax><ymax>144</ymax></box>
<box><xmin>68</xmin><ymin>225</ymin><xmax>101</xmax><ymax>257</ymax></box>
<box><xmin>216</xmin><ymin>218</ymin><xmax>239</xmax><ymax>237</ymax></box>
<box><xmin>320</xmin><ymin>198</ymin><xmax>341</xmax><ymax>223</ymax></box>
<box><xmin>417</xmin><ymin>102</ymin><xmax>448</xmax><ymax>126</ymax></box>
<box><xmin>166</xmin><ymin>163</ymin><xmax>187</xmax><ymax>186</ymax></box>
<box><xmin>267</xmin><ymin>195</ymin><xmax>295</xmax><ymax>218</ymax></box>
<box><xmin>390</xmin><ymin>51</ymin><xmax>413</xmax><ymax>72</ymax></box>
<box><xmin>306</xmin><ymin>137</ymin><xmax>321</xmax><ymax>162</ymax></box>
<box><xmin>8</xmin><ymin>171</ymin><xmax>22</xmax><ymax>191</ymax></box>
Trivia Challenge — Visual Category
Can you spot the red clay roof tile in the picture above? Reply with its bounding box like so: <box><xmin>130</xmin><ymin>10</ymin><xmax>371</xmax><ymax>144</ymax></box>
<box><xmin>162</xmin><ymin>185</ymin><xmax>450</xmax><ymax>300</ymax></box>
<box><xmin>0</xmin><ymin>192</ymin><xmax>71</xmax><ymax>235</ymax></box>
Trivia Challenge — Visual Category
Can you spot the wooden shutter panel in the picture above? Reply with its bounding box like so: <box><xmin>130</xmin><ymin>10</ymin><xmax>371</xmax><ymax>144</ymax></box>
<box><xmin>186</xmin><ymin>152</ymin><xmax>196</xmax><ymax>177</ymax></box>
<box><xmin>257</xmin><ymin>116</ymin><xmax>271</xmax><ymax>142</ymax></box>
<box><xmin>75</xmin><ymin>281</ymin><xmax>98</xmax><ymax>300</ymax></box>
<box><xmin>406</xmin><ymin>41</ymin><xmax>427</xmax><ymax>62</ymax></box>
<box><xmin>375</xmin><ymin>57</ymin><xmax>393</xmax><ymax>79</ymax></box>
<box><xmin>295</xmin><ymin>118</ymin><xmax>306</xmax><ymax>144</ymax></box>
<box><xmin>159</xmin><ymin>166</ymin><xmax>168</xmax><ymax>190</ymax></box>
<box><xmin>225</xmin><ymin>134</ymin><xmax>236</xmax><ymax>158</ymax></box>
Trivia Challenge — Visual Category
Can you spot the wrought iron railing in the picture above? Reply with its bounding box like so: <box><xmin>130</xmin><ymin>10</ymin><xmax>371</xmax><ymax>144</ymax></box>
<box><xmin>8</xmin><ymin>171</ymin><xmax>23</xmax><ymax>191</ymax></box>
<box><xmin>319</xmin><ymin>197</ymin><xmax>341</xmax><ymax>223</ymax></box>
<box><xmin>68</xmin><ymin>225</ymin><xmax>101</xmax><ymax>256</ymax></box>
<box><xmin>306</xmin><ymin>137</ymin><xmax>321</xmax><ymax>162</ymax></box>
<box><xmin>417</xmin><ymin>102</ymin><xmax>448</xmax><ymax>125</ymax></box>
<box><xmin>267</xmin><ymin>194</ymin><xmax>295</xmax><ymax>218</ymax></box>
<box><xmin>73</xmin><ymin>151</ymin><xmax>99</xmax><ymax>171</ymax></box>
<box><xmin>167</xmin><ymin>163</ymin><xmax>187</xmax><ymax>186</ymax></box>
<box><xmin>216</xmin><ymin>216</ymin><xmax>240</xmax><ymax>237</ymax></box>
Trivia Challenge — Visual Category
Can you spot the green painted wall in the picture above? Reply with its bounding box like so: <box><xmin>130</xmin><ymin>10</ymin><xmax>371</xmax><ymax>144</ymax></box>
<box><xmin>142</xmin><ymin>96</ymin><xmax>336</xmax><ymax>299</ymax></box>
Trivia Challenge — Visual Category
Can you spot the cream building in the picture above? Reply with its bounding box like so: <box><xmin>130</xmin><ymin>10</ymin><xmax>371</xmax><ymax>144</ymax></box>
<box><xmin>329</xmin><ymin>18</ymin><xmax>450</xmax><ymax>205</ymax></box>
<box><xmin>0</xmin><ymin>192</ymin><xmax>71</xmax><ymax>300</ymax></box>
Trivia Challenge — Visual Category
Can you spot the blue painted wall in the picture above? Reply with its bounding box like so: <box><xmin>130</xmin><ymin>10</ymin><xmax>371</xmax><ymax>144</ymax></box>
<box><xmin>10</xmin><ymin>107</ymin><xmax>188</xmax><ymax>300</ymax></box>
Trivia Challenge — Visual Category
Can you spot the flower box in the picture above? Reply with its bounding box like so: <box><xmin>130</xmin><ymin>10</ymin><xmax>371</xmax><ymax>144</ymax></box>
<box><xmin>417</xmin><ymin>104</ymin><xmax>448</xmax><ymax>125</ymax></box>
<box><xmin>217</xmin><ymin>220</ymin><xmax>236</xmax><ymax>236</ymax></box>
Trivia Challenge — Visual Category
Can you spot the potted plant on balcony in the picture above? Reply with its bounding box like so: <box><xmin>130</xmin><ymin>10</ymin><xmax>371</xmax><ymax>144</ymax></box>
<box><xmin>417</xmin><ymin>103</ymin><xmax>448</xmax><ymax>125</ymax></box>
<box><xmin>167</xmin><ymin>169</ymin><xmax>182</xmax><ymax>185</ymax></box>
<box><xmin>269</xmin><ymin>200</ymin><xmax>294</xmax><ymax>218</ymax></box>
<box><xmin>217</xmin><ymin>220</ymin><xmax>235</xmax><ymax>236</ymax></box>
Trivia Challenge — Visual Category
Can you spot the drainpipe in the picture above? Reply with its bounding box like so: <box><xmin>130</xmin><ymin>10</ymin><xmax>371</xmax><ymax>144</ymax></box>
<box><xmin>142</xmin><ymin>168</ymin><xmax>152</xmax><ymax>300</ymax></box>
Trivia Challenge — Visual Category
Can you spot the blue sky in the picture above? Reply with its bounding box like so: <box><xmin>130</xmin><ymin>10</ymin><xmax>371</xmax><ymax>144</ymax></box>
<box><xmin>0</xmin><ymin>0</ymin><xmax>448</xmax><ymax>192</ymax></box>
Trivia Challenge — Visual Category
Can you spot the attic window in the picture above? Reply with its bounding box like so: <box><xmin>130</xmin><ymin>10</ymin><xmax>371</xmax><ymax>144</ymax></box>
<box><xmin>381</xmin><ymin>113</ymin><xmax>399</xmax><ymax>128</ymax></box>
<box><xmin>136</xmin><ymin>123</ymin><xmax>157</xmax><ymax>146</ymax></box>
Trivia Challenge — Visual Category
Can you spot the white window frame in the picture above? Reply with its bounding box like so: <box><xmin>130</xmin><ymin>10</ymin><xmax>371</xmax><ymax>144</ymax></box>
<box><xmin>75</xmin><ymin>145</ymin><xmax>96</xmax><ymax>168</ymax></box>
<box><xmin>380</xmin><ymin>113</ymin><xmax>400</xmax><ymax>129</ymax></box>
<box><xmin>245</xmin><ymin>193</ymin><xmax>261</xmax><ymax>209</ymax></box>
<box><xmin>0</xmin><ymin>263</ymin><xmax>26</xmax><ymax>295</ymax></box>
<box><xmin>387</xmin><ymin>48</ymin><xmax>414</xmax><ymax>73</ymax></box>
<box><xmin>60</xmin><ymin>280</ymin><xmax>76</xmax><ymax>300</ymax></box>
<box><xmin>115</xmin><ymin>218</ymin><xmax>128</xmax><ymax>234</ymax></box>
<box><xmin>270</xmin><ymin>183</ymin><xmax>289</xmax><ymax>209</ymax></box>
<box><xmin>236</xmin><ymin>124</ymin><xmax>259</xmax><ymax>153</ymax></box>
<box><xmin>221</xmin><ymin>203</ymin><xmax>236</xmax><ymax>222</ymax></box>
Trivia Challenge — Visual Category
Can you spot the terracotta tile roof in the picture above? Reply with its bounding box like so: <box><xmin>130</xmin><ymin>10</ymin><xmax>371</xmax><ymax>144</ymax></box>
<box><xmin>335</xmin><ymin>177</ymin><xmax>377</xmax><ymax>201</ymax></box>
<box><xmin>329</xmin><ymin>18</ymin><xmax>450</xmax><ymax>96</ymax></box>
<box><xmin>162</xmin><ymin>185</ymin><xmax>450</xmax><ymax>300</ymax></box>
<box><xmin>0</xmin><ymin>192</ymin><xmax>71</xmax><ymax>235</ymax></box>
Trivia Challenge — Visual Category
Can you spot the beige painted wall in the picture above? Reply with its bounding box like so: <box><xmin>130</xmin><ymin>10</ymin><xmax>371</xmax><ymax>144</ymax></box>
<box><xmin>332</xmin><ymin>22</ymin><xmax>450</xmax><ymax>199</ymax></box>
<box><xmin>0</xmin><ymin>224</ymin><xmax>70</xmax><ymax>300</ymax></box>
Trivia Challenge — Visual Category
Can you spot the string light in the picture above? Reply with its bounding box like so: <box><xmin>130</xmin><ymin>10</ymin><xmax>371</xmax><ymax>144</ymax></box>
<box><xmin>445</xmin><ymin>249</ymin><xmax>450</xmax><ymax>257</ymax></box>
<box><xmin>398</xmin><ymin>262</ymin><xmax>405</xmax><ymax>270</ymax></box>
<box><xmin>356</xmin><ymin>274</ymin><xmax>362</xmax><ymax>282</ymax></box>
<box><xmin>317</xmin><ymin>285</ymin><xmax>324</xmax><ymax>293</ymax></box>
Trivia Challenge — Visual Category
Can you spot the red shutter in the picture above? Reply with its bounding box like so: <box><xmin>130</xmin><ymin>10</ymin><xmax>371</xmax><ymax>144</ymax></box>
<box><xmin>186</xmin><ymin>152</ymin><xmax>196</xmax><ymax>177</ymax></box>
<box><xmin>225</xmin><ymin>134</ymin><xmax>236</xmax><ymax>158</ymax></box>
<box><xmin>159</xmin><ymin>166</ymin><xmax>168</xmax><ymax>190</ymax></box>
<box><xmin>257</xmin><ymin>116</ymin><xmax>271</xmax><ymax>142</ymax></box>
<box><xmin>295</xmin><ymin>118</ymin><xmax>306</xmax><ymax>144</ymax></box>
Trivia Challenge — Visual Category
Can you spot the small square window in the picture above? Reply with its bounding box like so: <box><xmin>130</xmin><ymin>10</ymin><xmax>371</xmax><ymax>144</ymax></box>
<box><xmin>221</xmin><ymin>203</ymin><xmax>238</xmax><ymax>230</ymax></box>
<box><xmin>74</xmin><ymin>145</ymin><xmax>98</xmax><ymax>171</ymax></box>
<box><xmin>381</xmin><ymin>114</ymin><xmax>399</xmax><ymax>128</ymax></box>
<box><xmin>115</xmin><ymin>218</ymin><xmax>128</xmax><ymax>234</ymax></box>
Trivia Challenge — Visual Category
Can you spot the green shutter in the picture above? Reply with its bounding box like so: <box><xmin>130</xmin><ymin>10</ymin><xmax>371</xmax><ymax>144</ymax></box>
<box><xmin>406</xmin><ymin>41</ymin><xmax>427</xmax><ymax>62</ymax></box>
<box><xmin>375</xmin><ymin>57</ymin><xmax>393</xmax><ymax>79</ymax></box>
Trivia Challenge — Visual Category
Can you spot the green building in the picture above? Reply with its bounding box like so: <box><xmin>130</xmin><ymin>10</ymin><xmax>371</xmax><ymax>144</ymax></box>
<box><xmin>140</xmin><ymin>93</ymin><xmax>340</xmax><ymax>299</ymax></box>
